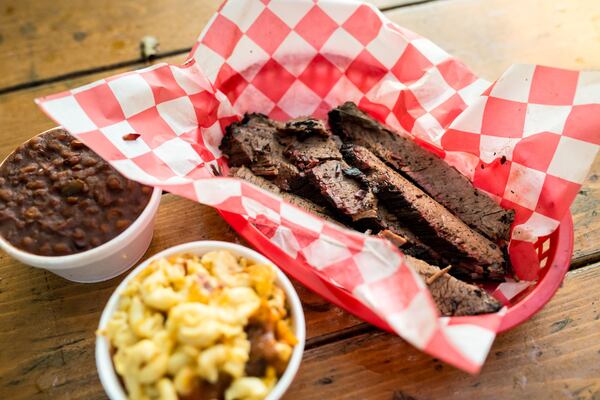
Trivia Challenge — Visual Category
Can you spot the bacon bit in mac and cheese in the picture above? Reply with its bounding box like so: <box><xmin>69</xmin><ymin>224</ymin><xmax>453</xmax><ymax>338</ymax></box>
<box><xmin>100</xmin><ymin>251</ymin><xmax>297</xmax><ymax>400</ymax></box>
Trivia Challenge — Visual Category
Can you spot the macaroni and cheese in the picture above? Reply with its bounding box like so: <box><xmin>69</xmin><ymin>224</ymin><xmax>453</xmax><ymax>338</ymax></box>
<box><xmin>99</xmin><ymin>251</ymin><xmax>297</xmax><ymax>400</ymax></box>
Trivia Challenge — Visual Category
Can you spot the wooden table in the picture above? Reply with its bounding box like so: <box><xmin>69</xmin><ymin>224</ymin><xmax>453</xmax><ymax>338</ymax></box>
<box><xmin>1</xmin><ymin>1</ymin><xmax>599</xmax><ymax>399</ymax></box>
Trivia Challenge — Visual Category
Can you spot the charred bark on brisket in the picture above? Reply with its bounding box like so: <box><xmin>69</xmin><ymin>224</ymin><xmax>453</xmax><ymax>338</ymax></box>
<box><xmin>342</xmin><ymin>144</ymin><xmax>506</xmax><ymax>280</ymax></box>
<box><xmin>329</xmin><ymin>102</ymin><xmax>514</xmax><ymax>242</ymax></box>
<box><xmin>231</xmin><ymin>166</ymin><xmax>339</xmax><ymax>224</ymax></box>
<box><xmin>404</xmin><ymin>256</ymin><xmax>503</xmax><ymax>316</ymax></box>
<box><xmin>221</xmin><ymin>113</ymin><xmax>315</xmax><ymax>200</ymax></box>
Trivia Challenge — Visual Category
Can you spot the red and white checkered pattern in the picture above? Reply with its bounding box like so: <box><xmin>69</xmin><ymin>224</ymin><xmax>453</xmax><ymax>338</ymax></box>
<box><xmin>36</xmin><ymin>0</ymin><xmax>599</xmax><ymax>373</ymax></box>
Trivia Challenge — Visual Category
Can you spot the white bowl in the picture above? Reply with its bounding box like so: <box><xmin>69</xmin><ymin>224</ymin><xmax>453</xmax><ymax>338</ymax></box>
<box><xmin>0</xmin><ymin>186</ymin><xmax>161</xmax><ymax>283</ymax></box>
<box><xmin>0</xmin><ymin>127</ymin><xmax>162</xmax><ymax>283</ymax></box>
<box><xmin>96</xmin><ymin>241</ymin><xmax>306</xmax><ymax>400</ymax></box>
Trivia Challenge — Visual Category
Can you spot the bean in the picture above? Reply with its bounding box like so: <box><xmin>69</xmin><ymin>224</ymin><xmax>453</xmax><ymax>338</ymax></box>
<box><xmin>115</xmin><ymin>219</ymin><xmax>131</xmax><ymax>230</ymax></box>
<box><xmin>21</xmin><ymin>236</ymin><xmax>34</xmax><ymax>247</ymax></box>
<box><xmin>106</xmin><ymin>208</ymin><xmax>122</xmax><ymax>220</ymax></box>
<box><xmin>106</xmin><ymin>175</ymin><xmax>123</xmax><ymax>190</ymax></box>
<box><xmin>91</xmin><ymin>237</ymin><xmax>101</xmax><ymax>247</ymax></box>
<box><xmin>20</xmin><ymin>164</ymin><xmax>37</xmax><ymax>174</ymax></box>
<box><xmin>53</xmin><ymin>242</ymin><xmax>70</xmax><ymax>255</ymax></box>
<box><xmin>67</xmin><ymin>155</ymin><xmax>81</xmax><ymax>165</ymax></box>
<box><xmin>70</xmin><ymin>139</ymin><xmax>85</xmax><ymax>149</ymax></box>
<box><xmin>60</xmin><ymin>150</ymin><xmax>76</xmax><ymax>159</ymax></box>
<box><xmin>85</xmin><ymin>206</ymin><xmax>99</xmax><ymax>215</ymax></box>
<box><xmin>66</xmin><ymin>196</ymin><xmax>79</xmax><ymax>204</ymax></box>
<box><xmin>33</xmin><ymin>197</ymin><xmax>48</xmax><ymax>207</ymax></box>
<box><xmin>81</xmin><ymin>156</ymin><xmax>97</xmax><ymax>167</ymax></box>
<box><xmin>24</xmin><ymin>206</ymin><xmax>41</xmax><ymax>220</ymax></box>
<box><xmin>39</xmin><ymin>243</ymin><xmax>51</xmax><ymax>255</ymax></box>
<box><xmin>100</xmin><ymin>223</ymin><xmax>110</xmax><ymax>234</ymax></box>
<box><xmin>0</xmin><ymin>188</ymin><xmax>13</xmax><ymax>201</ymax></box>
<box><xmin>48</xmin><ymin>141</ymin><xmax>62</xmax><ymax>151</ymax></box>
<box><xmin>26</xmin><ymin>180</ymin><xmax>45</xmax><ymax>190</ymax></box>
<box><xmin>61</xmin><ymin>179</ymin><xmax>84</xmax><ymax>196</ymax></box>
<box><xmin>72</xmin><ymin>228</ymin><xmax>85</xmax><ymax>239</ymax></box>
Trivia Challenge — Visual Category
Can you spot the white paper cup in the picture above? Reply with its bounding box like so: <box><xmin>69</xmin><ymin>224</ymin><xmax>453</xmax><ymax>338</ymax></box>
<box><xmin>0</xmin><ymin>127</ymin><xmax>162</xmax><ymax>283</ymax></box>
<box><xmin>0</xmin><ymin>186</ymin><xmax>161</xmax><ymax>283</ymax></box>
<box><xmin>96</xmin><ymin>241</ymin><xmax>306</xmax><ymax>400</ymax></box>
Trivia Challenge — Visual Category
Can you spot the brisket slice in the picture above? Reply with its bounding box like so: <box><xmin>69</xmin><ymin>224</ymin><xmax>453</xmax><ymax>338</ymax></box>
<box><xmin>377</xmin><ymin>206</ymin><xmax>446</xmax><ymax>266</ymax></box>
<box><xmin>279</xmin><ymin>117</ymin><xmax>330</xmax><ymax>139</ymax></box>
<box><xmin>278</xmin><ymin>123</ymin><xmax>380</xmax><ymax>228</ymax></box>
<box><xmin>329</xmin><ymin>102</ymin><xmax>515</xmax><ymax>242</ymax></box>
<box><xmin>281</xmin><ymin>121</ymin><xmax>446</xmax><ymax>262</ymax></box>
<box><xmin>404</xmin><ymin>256</ymin><xmax>503</xmax><ymax>316</ymax></box>
<box><xmin>306</xmin><ymin>160</ymin><xmax>379</xmax><ymax>227</ymax></box>
<box><xmin>232</xmin><ymin>170</ymin><xmax>500</xmax><ymax>316</ymax></box>
<box><xmin>220</xmin><ymin>113</ymin><xmax>314</xmax><ymax>198</ymax></box>
<box><xmin>282</xmin><ymin>134</ymin><xmax>341</xmax><ymax>170</ymax></box>
<box><xmin>342</xmin><ymin>144</ymin><xmax>506</xmax><ymax>280</ymax></box>
<box><xmin>231</xmin><ymin>166</ymin><xmax>340</xmax><ymax>224</ymax></box>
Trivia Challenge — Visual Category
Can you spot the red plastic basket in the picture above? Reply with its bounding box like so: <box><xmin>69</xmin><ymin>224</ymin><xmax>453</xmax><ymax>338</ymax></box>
<box><xmin>219</xmin><ymin>209</ymin><xmax>573</xmax><ymax>334</ymax></box>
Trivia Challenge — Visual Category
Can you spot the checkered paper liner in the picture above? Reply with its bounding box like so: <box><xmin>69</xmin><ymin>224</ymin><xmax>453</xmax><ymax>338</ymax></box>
<box><xmin>36</xmin><ymin>0</ymin><xmax>599</xmax><ymax>373</ymax></box>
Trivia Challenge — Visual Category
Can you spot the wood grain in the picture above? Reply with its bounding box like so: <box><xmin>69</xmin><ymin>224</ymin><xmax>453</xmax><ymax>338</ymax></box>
<box><xmin>386</xmin><ymin>0</ymin><xmax>600</xmax><ymax>80</ymax></box>
<box><xmin>2</xmin><ymin>0</ymin><xmax>597</xmax><ymax>90</ymax></box>
<box><xmin>0</xmin><ymin>0</ymin><xmax>221</xmax><ymax>90</ymax></box>
<box><xmin>0</xmin><ymin>0</ymin><xmax>410</xmax><ymax>91</ymax></box>
<box><xmin>572</xmin><ymin>156</ymin><xmax>600</xmax><ymax>267</ymax></box>
<box><xmin>0</xmin><ymin>194</ymin><xmax>361</xmax><ymax>399</ymax></box>
<box><xmin>0</xmin><ymin>53</ymin><xmax>186</xmax><ymax>162</ymax></box>
<box><xmin>0</xmin><ymin>0</ymin><xmax>599</xmax><ymax>398</ymax></box>
<box><xmin>286</xmin><ymin>262</ymin><xmax>600</xmax><ymax>400</ymax></box>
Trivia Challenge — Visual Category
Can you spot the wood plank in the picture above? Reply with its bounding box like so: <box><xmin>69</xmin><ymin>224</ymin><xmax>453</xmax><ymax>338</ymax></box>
<box><xmin>0</xmin><ymin>53</ymin><xmax>187</xmax><ymax>162</ymax></box>
<box><xmin>0</xmin><ymin>194</ymin><xmax>361</xmax><ymax>399</ymax></box>
<box><xmin>385</xmin><ymin>0</ymin><xmax>600</xmax><ymax>80</ymax></box>
<box><xmin>0</xmin><ymin>0</ymin><xmax>411</xmax><ymax>91</ymax></box>
<box><xmin>0</xmin><ymin>0</ymin><xmax>597</xmax><ymax>398</ymax></box>
<box><xmin>2</xmin><ymin>0</ymin><xmax>597</xmax><ymax>89</ymax></box>
<box><xmin>286</xmin><ymin>262</ymin><xmax>600</xmax><ymax>400</ymax></box>
<box><xmin>0</xmin><ymin>0</ymin><xmax>221</xmax><ymax>90</ymax></box>
<box><xmin>572</xmin><ymin>156</ymin><xmax>600</xmax><ymax>266</ymax></box>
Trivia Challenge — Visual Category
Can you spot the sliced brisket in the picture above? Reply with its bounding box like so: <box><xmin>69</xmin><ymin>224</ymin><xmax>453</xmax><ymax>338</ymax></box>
<box><xmin>342</xmin><ymin>144</ymin><xmax>506</xmax><ymax>280</ymax></box>
<box><xmin>404</xmin><ymin>256</ymin><xmax>503</xmax><ymax>316</ymax></box>
<box><xmin>231</xmin><ymin>166</ymin><xmax>339</xmax><ymax>224</ymax></box>
<box><xmin>306</xmin><ymin>159</ymin><xmax>379</xmax><ymax>226</ymax></box>
<box><xmin>221</xmin><ymin>113</ymin><xmax>312</xmax><ymax>197</ymax></box>
<box><xmin>279</xmin><ymin>117</ymin><xmax>330</xmax><ymax>139</ymax></box>
<box><xmin>329</xmin><ymin>102</ymin><xmax>514</xmax><ymax>242</ymax></box>
<box><xmin>282</xmin><ymin>134</ymin><xmax>341</xmax><ymax>170</ymax></box>
<box><xmin>278</xmin><ymin>123</ymin><xmax>379</xmax><ymax>227</ymax></box>
<box><xmin>377</xmin><ymin>206</ymin><xmax>447</xmax><ymax>266</ymax></box>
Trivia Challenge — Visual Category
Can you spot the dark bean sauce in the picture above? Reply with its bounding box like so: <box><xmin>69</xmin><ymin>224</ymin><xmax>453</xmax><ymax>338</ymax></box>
<box><xmin>0</xmin><ymin>128</ymin><xmax>152</xmax><ymax>256</ymax></box>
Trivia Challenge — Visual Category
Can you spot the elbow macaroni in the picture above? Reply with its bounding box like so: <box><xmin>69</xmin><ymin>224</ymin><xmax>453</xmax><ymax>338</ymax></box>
<box><xmin>99</xmin><ymin>251</ymin><xmax>297</xmax><ymax>400</ymax></box>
